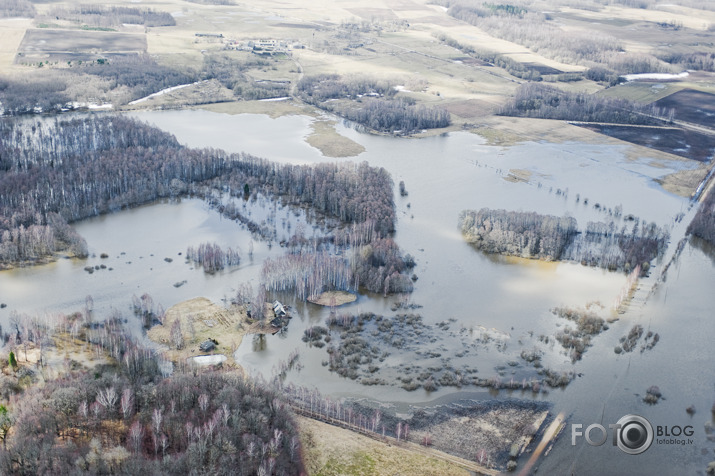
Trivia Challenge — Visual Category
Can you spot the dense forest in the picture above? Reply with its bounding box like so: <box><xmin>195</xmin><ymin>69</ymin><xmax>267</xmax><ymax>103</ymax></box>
<box><xmin>447</xmin><ymin>3</ymin><xmax>624</xmax><ymax>66</ymax></box>
<box><xmin>207</xmin><ymin>159</ymin><xmax>396</xmax><ymax>237</ymax></box>
<box><xmin>0</xmin><ymin>56</ymin><xmax>198</xmax><ymax>115</ymax></box>
<box><xmin>79</xmin><ymin>55</ymin><xmax>197</xmax><ymax>102</ymax></box>
<box><xmin>499</xmin><ymin>83</ymin><xmax>674</xmax><ymax>124</ymax></box>
<box><xmin>0</xmin><ymin>311</ymin><xmax>304</xmax><ymax>475</ymax></box>
<box><xmin>459</xmin><ymin>209</ymin><xmax>577</xmax><ymax>260</ymax></box>
<box><xmin>459</xmin><ymin>209</ymin><xmax>669</xmax><ymax>273</ymax></box>
<box><xmin>0</xmin><ymin>0</ymin><xmax>35</xmax><ymax>18</ymax></box>
<box><xmin>262</xmin><ymin>235</ymin><xmax>414</xmax><ymax>297</ymax></box>
<box><xmin>688</xmin><ymin>188</ymin><xmax>715</xmax><ymax>245</ymax></box>
<box><xmin>202</xmin><ymin>54</ymin><xmax>290</xmax><ymax>101</ymax></box>
<box><xmin>440</xmin><ymin>0</ymin><xmax>701</xmax><ymax>74</ymax></box>
<box><xmin>0</xmin><ymin>76</ymin><xmax>72</xmax><ymax>116</ymax></box>
<box><xmin>186</xmin><ymin>242</ymin><xmax>241</xmax><ymax>273</ymax></box>
<box><xmin>0</xmin><ymin>115</ymin><xmax>407</xmax><ymax>290</ymax></box>
<box><xmin>296</xmin><ymin>74</ymin><xmax>397</xmax><ymax>102</ymax></box>
<box><xmin>296</xmin><ymin>74</ymin><xmax>450</xmax><ymax>134</ymax></box>
<box><xmin>0</xmin><ymin>53</ymin><xmax>296</xmax><ymax>115</ymax></box>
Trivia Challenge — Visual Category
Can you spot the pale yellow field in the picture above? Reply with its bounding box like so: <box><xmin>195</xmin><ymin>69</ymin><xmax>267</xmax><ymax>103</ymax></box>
<box><xmin>4</xmin><ymin>0</ymin><xmax>712</xmax><ymax>112</ymax></box>
<box><xmin>0</xmin><ymin>18</ymin><xmax>33</xmax><ymax>71</ymax></box>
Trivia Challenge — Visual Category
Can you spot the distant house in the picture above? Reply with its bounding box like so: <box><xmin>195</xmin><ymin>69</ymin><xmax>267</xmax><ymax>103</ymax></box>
<box><xmin>255</xmin><ymin>39</ymin><xmax>277</xmax><ymax>51</ymax></box>
<box><xmin>199</xmin><ymin>340</ymin><xmax>216</xmax><ymax>352</ymax></box>
<box><xmin>273</xmin><ymin>301</ymin><xmax>286</xmax><ymax>317</ymax></box>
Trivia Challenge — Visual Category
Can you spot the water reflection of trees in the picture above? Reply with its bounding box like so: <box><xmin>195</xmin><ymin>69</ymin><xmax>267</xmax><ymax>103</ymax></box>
<box><xmin>252</xmin><ymin>333</ymin><xmax>267</xmax><ymax>352</ymax></box>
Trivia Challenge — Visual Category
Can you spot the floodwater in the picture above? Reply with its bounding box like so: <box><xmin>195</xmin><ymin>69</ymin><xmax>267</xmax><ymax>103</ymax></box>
<box><xmin>0</xmin><ymin>194</ymin><xmax>327</xmax><ymax>318</ymax></box>
<box><xmin>2</xmin><ymin>109</ymin><xmax>712</xmax><ymax>474</ymax></box>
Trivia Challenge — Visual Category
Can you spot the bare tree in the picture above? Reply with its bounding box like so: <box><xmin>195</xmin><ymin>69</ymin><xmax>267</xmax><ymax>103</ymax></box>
<box><xmin>198</xmin><ymin>393</ymin><xmax>210</xmax><ymax>416</ymax></box>
<box><xmin>170</xmin><ymin>319</ymin><xmax>184</xmax><ymax>350</ymax></box>
<box><xmin>120</xmin><ymin>388</ymin><xmax>134</xmax><ymax>420</ymax></box>
<box><xmin>129</xmin><ymin>421</ymin><xmax>144</xmax><ymax>453</ymax></box>
<box><xmin>152</xmin><ymin>407</ymin><xmax>163</xmax><ymax>436</ymax></box>
<box><xmin>96</xmin><ymin>386</ymin><xmax>118</xmax><ymax>416</ymax></box>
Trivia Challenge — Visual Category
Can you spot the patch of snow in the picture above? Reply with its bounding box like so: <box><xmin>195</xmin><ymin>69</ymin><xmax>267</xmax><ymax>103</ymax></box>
<box><xmin>257</xmin><ymin>96</ymin><xmax>291</xmax><ymax>102</ymax></box>
<box><xmin>66</xmin><ymin>101</ymin><xmax>113</xmax><ymax>111</ymax></box>
<box><xmin>622</xmin><ymin>71</ymin><xmax>689</xmax><ymax>82</ymax></box>
<box><xmin>128</xmin><ymin>80</ymin><xmax>207</xmax><ymax>105</ymax></box>
<box><xmin>188</xmin><ymin>354</ymin><xmax>227</xmax><ymax>366</ymax></box>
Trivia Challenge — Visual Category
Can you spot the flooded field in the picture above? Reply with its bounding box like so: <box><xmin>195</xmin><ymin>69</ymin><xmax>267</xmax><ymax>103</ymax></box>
<box><xmin>1</xmin><ymin>109</ymin><xmax>712</xmax><ymax>474</ymax></box>
<box><xmin>0</xmin><ymin>192</ymin><xmax>329</xmax><ymax>318</ymax></box>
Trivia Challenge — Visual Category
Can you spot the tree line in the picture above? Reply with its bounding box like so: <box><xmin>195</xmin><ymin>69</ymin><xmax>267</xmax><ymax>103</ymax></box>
<box><xmin>499</xmin><ymin>83</ymin><xmax>674</xmax><ymax>124</ymax></box>
<box><xmin>656</xmin><ymin>51</ymin><xmax>715</xmax><ymax>73</ymax></box>
<box><xmin>296</xmin><ymin>74</ymin><xmax>450</xmax><ymax>134</ymax></box>
<box><xmin>206</xmin><ymin>159</ymin><xmax>396</xmax><ymax>237</ymax></box>
<box><xmin>434</xmin><ymin>33</ymin><xmax>543</xmax><ymax>80</ymax></box>
<box><xmin>0</xmin><ymin>55</ymin><xmax>197</xmax><ymax>115</ymax></box>
<box><xmin>296</xmin><ymin>74</ymin><xmax>397</xmax><ymax>102</ymax></box>
<box><xmin>44</xmin><ymin>5</ymin><xmax>176</xmax><ymax>28</ymax></box>
<box><xmin>202</xmin><ymin>54</ymin><xmax>290</xmax><ymax>101</ymax></box>
<box><xmin>0</xmin><ymin>0</ymin><xmax>34</xmax><ymax>18</ymax></box>
<box><xmin>441</xmin><ymin>0</ymin><xmax>713</xmax><ymax>74</ymax></box>
<box><xmin>448</xmin><ymin>4</ymin><xmax>623</xmax><ymax>66</ymax></box>
<box><xmin>77</xmin><ymin>55</ymin><xmax>197</xmax><ymax>102</ymax></box>
<box><xmin>459</xmin><ymin>208</ymin><xmax>669</xmax><ymax>273</ymax></box>
<box><xmin>0</xmin><ymin>75</ymin><xmax>72</xmax><ymax>116</ymax></box>
<box><xmin>340</xmin><ymin>99</ymin><xmax>451</xmax><ymax>135</ymax></box>
<box><xmin>459</xmin><ymin>208</ymin><xmax>577</xmax><ymax>260</ymax></box>
<box><xmin>445</xmin><ymin>1</ymin><xmax>702</xmax><ymax>74</ymax></box>
<box><xmin>0</xmin><ymin>115</ymin><xmax>397</xmax><ymax>268</ymax></box>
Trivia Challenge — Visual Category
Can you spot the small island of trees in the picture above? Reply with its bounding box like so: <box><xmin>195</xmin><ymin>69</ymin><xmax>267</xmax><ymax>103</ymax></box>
<box><xmin>459</xmin><ymin>208</ymin><xmax>669</xmax><ymax>273</ymax></box>
<box><xmin>296</xmin><ymin>74</ymin><xmax>451</xmax><ymax>134</ymax></box>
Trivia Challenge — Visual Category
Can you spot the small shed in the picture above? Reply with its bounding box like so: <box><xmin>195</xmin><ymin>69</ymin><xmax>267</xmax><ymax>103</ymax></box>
<box><xmin>199</xmin><ymin>340</ymin><xmax>216</xmax><ymax>352</ymax></box>
<box><xmin>273</xmin><ymin>301</ymin><xmax>286</xmax><ymax>317</ymax></box>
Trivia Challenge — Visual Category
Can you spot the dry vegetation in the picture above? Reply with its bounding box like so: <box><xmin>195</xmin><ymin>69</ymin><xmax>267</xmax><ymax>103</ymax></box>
<box><xmin>308</xmin><ymin>290</ymin><xmax>358</xmax><ymax>306</ymax></box>
<box><xmin>299</xmin><ymin>417</ymin><xmax>471</xmax><ymax>476</ymax></box>
<box><xmin>306</xmin><ymin>119</ymin><xmax>366</xmax><ymax>157</ymax></box>
<box><xmin>146</xmin><ymin>297</ymin><xmax>246</xmax><ymax>367</ymax></box>
<box><xmin>656</xmin><ymin>166</ymin><xmax>710</xmax><ymax>197</ymax></box>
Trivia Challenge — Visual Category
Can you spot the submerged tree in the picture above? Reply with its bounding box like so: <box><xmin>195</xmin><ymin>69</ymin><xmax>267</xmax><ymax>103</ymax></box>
<box><xmin>186</xmin><ymin>242</ymin><xmax>241</xmax><ymax>273</ymax></box>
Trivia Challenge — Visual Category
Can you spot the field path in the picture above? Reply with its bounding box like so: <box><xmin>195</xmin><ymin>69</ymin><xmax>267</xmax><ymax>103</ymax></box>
<box><xmin>290</xmin><ymin>56</ymin><xmax>304</xmax><ymax>99</ymax></box>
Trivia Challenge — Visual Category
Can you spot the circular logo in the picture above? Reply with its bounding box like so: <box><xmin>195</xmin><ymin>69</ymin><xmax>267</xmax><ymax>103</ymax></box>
<box><xmin>616</xmin><ymin>414</ymin><xmax>653</xmax><ymax>455</ymax></box>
